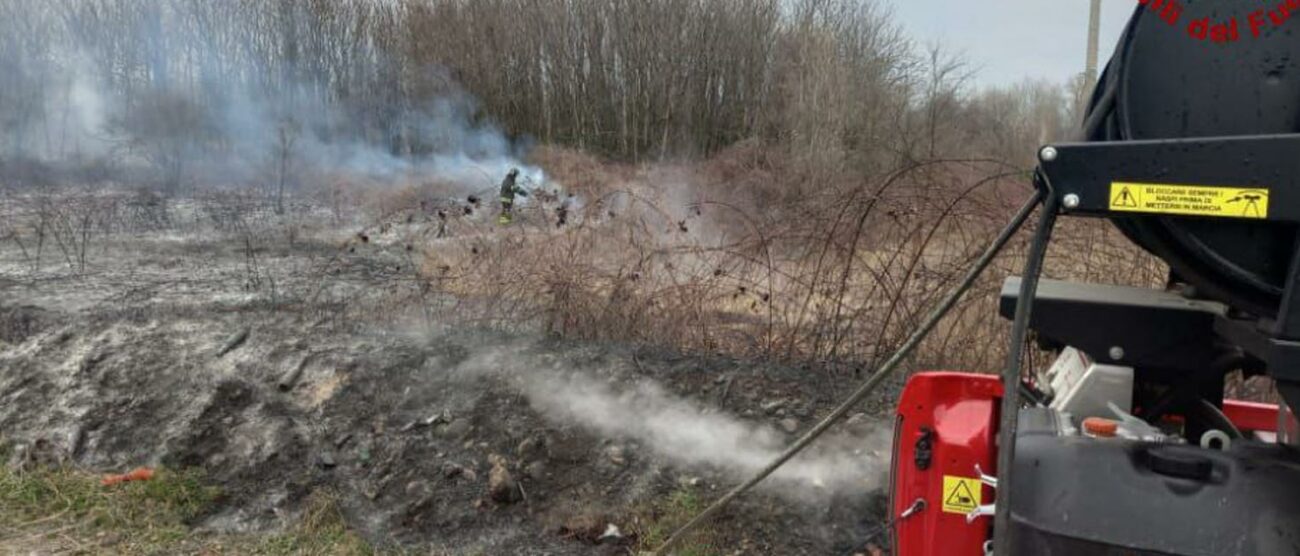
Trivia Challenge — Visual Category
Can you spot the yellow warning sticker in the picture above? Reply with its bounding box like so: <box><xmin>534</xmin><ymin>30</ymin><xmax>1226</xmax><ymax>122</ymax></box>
<box><xmin>941</xmin><ymin>475</ymin><xmax>981</xmax><ymax>514</ymax></box>
<box><xmin>1109</xmin><ymin>182</ymin><xmax>1269</xmax><ymax>219</ymax></box>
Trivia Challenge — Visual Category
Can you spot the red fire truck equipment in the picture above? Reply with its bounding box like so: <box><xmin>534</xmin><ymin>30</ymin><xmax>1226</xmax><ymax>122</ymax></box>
<box><xmin>653</xmin><ymin>4</ymin><xmax>1300</xmax><ymax>555</ymax></box>
<box><xmin>889</xmin><ymin>2</ymin><xmax>1300</xmax><ymax>554</ymax></box>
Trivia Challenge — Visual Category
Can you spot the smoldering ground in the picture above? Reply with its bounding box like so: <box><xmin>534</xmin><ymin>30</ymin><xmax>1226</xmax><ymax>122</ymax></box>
<box><xmin>0</xmin><ymin>208</ymin><xmax>896</xmax><ymax>552</ymax></box>
<box><xmin>446</xmin><ymin>341</ymin><xmax>893</xmax><ymax>502</ymax></box>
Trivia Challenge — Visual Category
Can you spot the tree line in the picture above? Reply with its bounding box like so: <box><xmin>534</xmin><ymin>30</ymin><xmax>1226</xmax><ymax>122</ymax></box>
<box><xmin>0</xmin><ymin>0</ymin><xmax>1081</xmax><ymax>189</ymax></box>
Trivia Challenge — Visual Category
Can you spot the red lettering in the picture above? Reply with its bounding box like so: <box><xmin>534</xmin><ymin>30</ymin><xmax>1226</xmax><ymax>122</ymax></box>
<box><xmin>1211</xmin><ymin>18</ymin><xmax>1239</xmax><ymax>42</ymax></box>
<box><xmin>1136</xmin><ymin>0</ymin><xmax>1180</xmax><ymax>25</ymax></box>
<box><xmin>1142</xmin><ymin>1</ymin><xmax>1296</xmax><ymax>41</ymax></box>
<box><xmin>1250</xmin><ymin>10</ymin><xmax>1268</xmax><ymax>37</ymax></box>
<box><xmin>1162</xmin><ymin>1</ymin><xmax>1184</xmax><ymax>24</ymax></box>
<box><xmin>1271</xmin><ymin>5</ymin><xmax>1292</xmax><ymax>26</ymax></box>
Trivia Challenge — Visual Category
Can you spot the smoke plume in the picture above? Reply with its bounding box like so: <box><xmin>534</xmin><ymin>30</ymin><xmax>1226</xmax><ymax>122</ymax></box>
<box><xmin>456</xmin><ymin>344</ymin><xmax>892</xmax><ymax>499</ymax></box>
<box><xmin>0</xmin><ymin>1</ymin><xmax>547</xmax><ymax>193</ymax></box>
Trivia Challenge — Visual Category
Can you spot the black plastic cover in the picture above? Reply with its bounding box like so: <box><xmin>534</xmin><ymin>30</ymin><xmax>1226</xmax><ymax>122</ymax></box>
<box><xmin>1009</xmin><ymin>408</ymin><xmax>1300</xmax><ymax>555</ymax></box>
<box><xmin>999</xmin><ymin>277</ymin><xmax>1227</xmax><ymax>372</ymax></box>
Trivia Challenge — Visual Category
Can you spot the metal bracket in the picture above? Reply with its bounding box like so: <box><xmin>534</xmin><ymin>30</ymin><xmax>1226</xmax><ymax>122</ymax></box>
<box><xmin>967</xmin><ymin>503</ymin><xmax>996</xmax><ymax>524</ymax></box>
<box><xmin>899</xmin><ymin>498</ymin><xmax>926</xmax><ymax>521</ymax></box>
<box><xmin>1038</xmin><ymin>134</ymin><xmax>1300</xmax><ymax>222</ymax></box>
<box><xmin>968</xmin><ymin>463</ymin><xmax>997</xmax><ymax>523</ymax></box>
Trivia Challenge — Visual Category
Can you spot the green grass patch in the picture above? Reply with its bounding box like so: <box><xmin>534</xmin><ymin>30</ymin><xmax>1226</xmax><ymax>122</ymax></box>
<box><xmin>632</xmin><ymin>487</ymin><xmax>721</xmax><ymax>556</ymax></box>
<box><xmin>0</xmin><ymin>463</ymin><xmax>218</xmax><ymax>551</ymax></box>
<box><xmin>0</xmin><ymin>460</ymin><xmax>379</xmax><ymax>555</ymax></box>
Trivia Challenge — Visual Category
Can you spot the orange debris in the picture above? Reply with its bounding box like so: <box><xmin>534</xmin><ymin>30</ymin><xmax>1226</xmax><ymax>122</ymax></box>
<box><xmin>101</xmin><ymin>466</ymin><xmax>155</xmax><ymax>487</ymax></box>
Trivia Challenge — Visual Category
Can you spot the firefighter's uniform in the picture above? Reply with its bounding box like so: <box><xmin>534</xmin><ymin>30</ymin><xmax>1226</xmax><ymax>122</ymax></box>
<box><xmin>498</xmin><ymin>169</ymin><xmax>528</xmax><ymax>225</ymax></box>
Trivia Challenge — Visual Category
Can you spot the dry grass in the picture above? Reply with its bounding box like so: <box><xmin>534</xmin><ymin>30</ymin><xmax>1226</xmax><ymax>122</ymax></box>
<box><xmin>0</xmin><ymin>144</ymin><xmax>1167</xmax><ymax>376</ymax></box>
<box><xmin>388</xmin><ymin>146</ymin><xmax>1166</xmax><ymax>374</ymax></box>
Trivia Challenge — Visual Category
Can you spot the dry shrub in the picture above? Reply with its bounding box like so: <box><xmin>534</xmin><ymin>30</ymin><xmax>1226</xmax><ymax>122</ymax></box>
<box><xmin>399</xmin><ymin>145</ymin><xmax>1166</xmax><ymax>373</ymax></box>
<box><xmin>354</xmin><ymin>179</ymin><xmax>463</xmax><ymax>220</ymax></box>
<box><xmin>0</xmin><ymin>147</ymin><xmax>1164</xmax><ymax>376</ymax></box>
<box><xmin>527</xmin><ymin>146</ymin><xmax>635</xmax><ymax>199</ymax></box>
<box><xmin>2</xmin><ymin>188</ymin><xmax>168</xmax><ymax>274</ymax></box>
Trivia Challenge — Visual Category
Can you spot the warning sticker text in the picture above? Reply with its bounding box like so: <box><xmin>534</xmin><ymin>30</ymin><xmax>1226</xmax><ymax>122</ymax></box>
<box><xmin>1109</xmin><ymin>182</ymin><xmax>1269</xmax><ymax>219</ymax></box>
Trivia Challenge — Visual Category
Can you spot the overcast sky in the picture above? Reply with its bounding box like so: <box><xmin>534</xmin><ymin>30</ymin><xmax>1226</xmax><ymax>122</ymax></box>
<box><xmin>888</xmin><ymin>0</ymin><xmax>1136</xmax><ymax>89</ymax></box>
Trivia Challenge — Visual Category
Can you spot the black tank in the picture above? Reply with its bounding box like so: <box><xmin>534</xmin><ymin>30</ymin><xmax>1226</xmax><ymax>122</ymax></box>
<box><xmin>1086</xmin><ymin>1</ymin><xmax>1300</xmax><ymax>316</ymax></box>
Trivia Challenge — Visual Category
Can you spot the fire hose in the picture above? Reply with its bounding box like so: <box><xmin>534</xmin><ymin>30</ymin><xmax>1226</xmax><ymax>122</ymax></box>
<box><xmin>652</xmin><ymin>185</ymin><xmax>1050</xmax><ymax>555</ymax></box>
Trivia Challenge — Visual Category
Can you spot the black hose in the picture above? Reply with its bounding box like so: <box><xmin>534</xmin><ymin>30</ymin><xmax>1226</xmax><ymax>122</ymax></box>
<box><xmin>1193</xmin><ymin>398</ymin><xmax>1244</xmax><ymax>440</ymax></box>
<box><xmin>651</xmin><ymin>189</ymin><xmax>1046</xmax><ymax>556</ymax></box>
<box><xmin>992</xmin><ymin>175</ymin><xmax>1059</xmax><ymax>556</ymax></box>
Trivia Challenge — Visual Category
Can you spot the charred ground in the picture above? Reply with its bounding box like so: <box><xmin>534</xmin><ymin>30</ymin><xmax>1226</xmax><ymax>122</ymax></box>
<box><xmin>0</xmin><ymin>192</ymin><xmax>895</xmax><ymax>555</ymax></box>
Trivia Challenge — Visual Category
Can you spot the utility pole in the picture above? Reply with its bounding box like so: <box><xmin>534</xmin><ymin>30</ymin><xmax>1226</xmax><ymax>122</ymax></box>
<box><xmin>1071</xmin><ymin>0</ymin><xmax>1103</xmax><ymax>127</ymax></box>
<box><xmin>1085</xmin><ymin>0</ymin><xmax>1102</xmax><ymax>93</ymax></box>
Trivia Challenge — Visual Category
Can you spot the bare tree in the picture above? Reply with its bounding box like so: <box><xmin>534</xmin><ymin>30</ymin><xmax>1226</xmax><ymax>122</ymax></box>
<box><xmin>274</xmin><ymin>119</ymin><xmax>300</xmax><ymax>215</ymax></box>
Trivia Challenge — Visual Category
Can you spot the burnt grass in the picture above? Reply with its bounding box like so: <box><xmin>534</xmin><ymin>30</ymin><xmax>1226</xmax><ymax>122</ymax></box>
<box><xmin>0</xmin><ymin>227</ymin><xmax>896</xmax><ymax>555</ymax></box>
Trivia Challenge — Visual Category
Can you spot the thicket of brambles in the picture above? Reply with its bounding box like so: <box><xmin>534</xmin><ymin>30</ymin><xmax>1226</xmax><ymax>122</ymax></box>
<box><xmin>0</xmin><ymin>0</ymin><xmax>1162</xmax><ymax>372</ymax></box>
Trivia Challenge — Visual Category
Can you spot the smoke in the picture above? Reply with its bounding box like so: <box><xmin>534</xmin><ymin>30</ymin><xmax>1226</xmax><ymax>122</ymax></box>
<box><xmin>0</xmin><ymin>1</ymin><xmax>549</xmax><ymax>194</ymax></box>
<box><xmin>455</xmin><ymin>344</ymin><xmax>892</xmax><ymax>499</ymax></box>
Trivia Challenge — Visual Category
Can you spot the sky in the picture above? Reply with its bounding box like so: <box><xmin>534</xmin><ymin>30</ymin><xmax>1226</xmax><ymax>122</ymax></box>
<box><xmin>889</xmin><ymin>0</ymin><xmax>1136</xmax><ymax>89</ymax></box>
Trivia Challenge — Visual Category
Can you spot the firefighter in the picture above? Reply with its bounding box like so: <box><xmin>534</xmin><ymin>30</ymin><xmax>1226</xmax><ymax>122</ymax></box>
<box><xmin>497</xmin><ymin>168</ymin><xmax>528</xmax><ymax>225</ymax></box>
<box><xmin>556</xmin><ymin>192</ymin><xmax>574</xmax><ymax>228</ymax></box>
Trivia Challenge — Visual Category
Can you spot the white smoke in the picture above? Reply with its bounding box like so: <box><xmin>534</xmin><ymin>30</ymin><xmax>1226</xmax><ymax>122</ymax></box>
<box><xmin>58</xmin><ymin>55</ymin><xmax>112</xmax><ymax>160</ymax></box>
<box><xmin>455</xmin><ymin>345</ymin><xmax>892</xmax><ymax>498</ymax></box>
<box><xmin>1</xmin><ymin>3</ymin><xmax>552</xmax><ymax>194</ymax></box>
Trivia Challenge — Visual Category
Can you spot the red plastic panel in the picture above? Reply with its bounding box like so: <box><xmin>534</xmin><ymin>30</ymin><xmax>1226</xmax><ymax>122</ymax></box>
<box><xmin>1222</xmin><ymin>399</ymin><xmax>1279</xmax><ymax>433</ymax></box>
<box><xmin>890</xmin><ymin>372</ymin><xmax>1001</xmax><ymax>556</ymax></box>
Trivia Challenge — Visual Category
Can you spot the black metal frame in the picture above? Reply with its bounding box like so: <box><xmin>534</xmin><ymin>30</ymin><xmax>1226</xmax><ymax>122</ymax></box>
<box><xmin>1037</xmin><ymin>133</ymin><xmax>1300</xmax><ymax>410</ymax></box>
<box><xmin>998</xmin><ymin>278</ymin><xmax>1229</xmax><ymax>373</ymax></box>
<box><xmin>1040</xmin><ymin>134</ymin><xmax>1300</xmax><ymax>222</ymax></box>
<box><xmin>992</xmin><ymin>134</ymin><xmax>1300</xmax><ymax>553</ymax></box>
